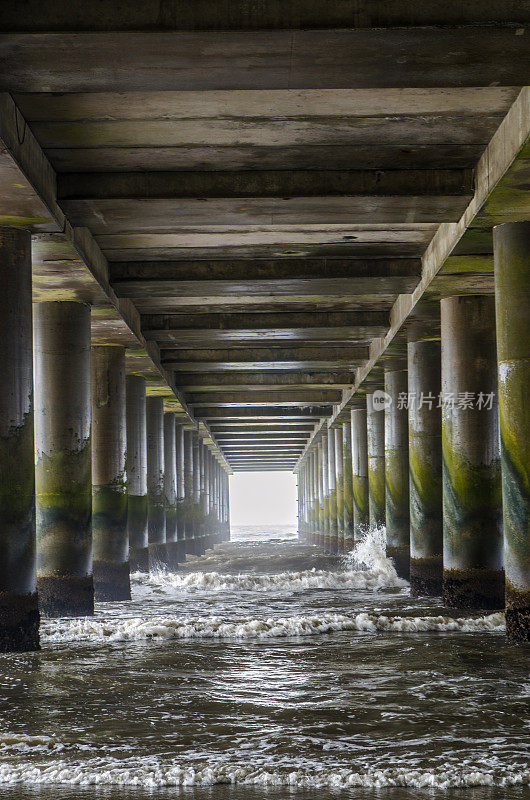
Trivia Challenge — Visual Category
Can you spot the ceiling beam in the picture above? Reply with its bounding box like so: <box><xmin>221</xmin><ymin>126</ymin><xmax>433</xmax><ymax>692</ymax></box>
<box><xmin>193</xmin><ymin>406</ymin><xmax>332</xmax><ymax>419</ymax></box>
<box><xmin>188</xmin><ymin>390</ymin><xmax>342</xmax><ymax>406</ymax></box>
<box><xmin>174</xmin><ymin>372</ymin><xmax>353</xmax><ymax>390</ymax></box>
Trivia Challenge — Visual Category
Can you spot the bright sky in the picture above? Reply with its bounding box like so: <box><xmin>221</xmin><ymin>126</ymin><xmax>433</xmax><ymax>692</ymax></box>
<box><xmin>229</xmin><ymin>471</ymin><xmax>298</xmax><ymax>525</ymax></box>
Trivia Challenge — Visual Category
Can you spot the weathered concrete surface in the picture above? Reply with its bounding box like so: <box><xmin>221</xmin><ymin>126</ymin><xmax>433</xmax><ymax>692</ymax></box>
<box><xmin>34</xmin><ymin>301</ymin><xmax>93</xmax><ymax>616</ymax></box>
<box><xmin>494</xmin><ymin>222</ymin><xmax>530</xmax><ymax>641</ymax></box>
<box><xmin>384</xmin><ymin>369</ymin><xmax>410</xmax><ymax>580</ymax></box>
<box><xmin>175</xmin><ymin>422</ymin><xmax>187</xmax><ymax>562</ymax></box>
<box><xmin>0</xmin><ymin>228</ymin><xmax>39</xmax><ymax>652</ymax></box>
<box><xmin>342</xmin><ymin>421</ymin><xmax>354</xmax><ymax>552</ymax></box>
<box><xmin>317</xmin><ymin>439</ymin><xmax>326</xmax><ymax>549</ymax></box>
<box><xmin>407</xmin><ymin>339</ymin><xmax>443</xmax><ymax>596</ymax></box>
<box><xmin>126</xmin><ymin>375</ymin><xmax>149</xmax><ymax>572</ymax></box>
<box><xmin>367</xmin><ymin>396</ymin><xmax>386</xmax><ymax>530</ymax></box>
<box><xmin>164</xmin><ymin>412</ymin><xmax>179</xmax><ymax>570</ymax></box>
<box><xmin>441</xmin><ymin>296</ymin><xmax>503</xmax><ymax>610</ymax></box>
<box><xmin>334</xmin><ymin>427</ymin><xmax>345</xmax><ymax>553</ymax></box>
<box><xmin>351</xmin><ymin>406</ymin><xmax>369</xmax><ymax>541</ymax></box>
<box><xmin>92</xmin><ymin>345</ymin><xmax>130</xmax><ymax>601</ymax></box>
<box><xmin>146</xmin><ymin>396</ymin><xmax>167</xmax><ymax>568</ymax></box>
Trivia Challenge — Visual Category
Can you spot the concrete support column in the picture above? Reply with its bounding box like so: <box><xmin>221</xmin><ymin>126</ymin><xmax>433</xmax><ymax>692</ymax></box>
<box><xmin>175</xmin><ymin>423</ymin><xmax>186</xmax><ymax>563</ymax></box>
<box><xmin>0</xmin><ymin>229</ymin><xmax>39</xmax><ymax>652</ymax></box>
<box><xmin>164</xmin><ymin>412</ymin><xmax>179</xmax><ymax>570</ymax></box>
<box><xmin>494</xmin><ymin>222</ymin><xmax>530</xmax><ymax>641</ymax></box>
<box><xmin>318</xmin><ymin>440</ymin><xmax>325</xmax><ymax>548</ymax></box>
<box><xmin>334</xmin><ymin>427</ymin><xmax>345</xmax><ymax>553</ymax></box>
<box><xmin>327</xmin><ymin>429</ymin><xmax>338</xmax><ymax>553</ymax></box>
<box><xmin>321</xmin><ymin>434</ymin><xmax>330</xmax><ymax>549</ymax></box>
<box><xmin>202</xmin><ymin>444</ymin><xmax>211</xmax><ymax>549</ymax></box>
<box><xmin>342</xmin><ymin>422</ymin><xmax>354</xmax><ymax>552</ymax></box>
<box><xmin>126</xmin><ymin>375</ymin><xmax>148</xmax><ymax>573</ymax></box>
<box><xmin>309</xmin><ymin>450</ymin><xmax>317</xmax><ymax>544</ymax></box>
<box><xmin>441</xmin><ymin>296</ymin><xmax>503</xmax><ymax>609</ymax></box>
<box><xmin>34</xmin><ymin>301</ymin><xmax>93</xmax><ymax>618</ymax></box>
<box><xmin>313</xmin><ymin>448</ymin><xmax>320</xmax><ymax>545</ymax></box>
<box><xmin>367</xmin><ymin>394</ymin><xmax>386</xmax><ymax>530</ymax></box>
<box><xmin>224</xmin><ymin>470</ymin><xmax>231</xmax><ymax>541</ymax></box>
<box><xmin>183</xmin><ymin>429</ymin><xmax>195</xmax><ymax>553</ymax></box>
<box><xmin>91</xmin><ymin>346</ymin><xmax>130</xmax><ymax>600</ymax></box>
<box><xmin>408</xmin><ymin>339</ymin><xmax>443</xmax><ymax>596</ymax></box>
<box><xmin>192</xmin><ymin>432</ymin><xmax>204</xmax><ymax>555</ymax></box>
<box><xmin>146</xmin><ymin>396</ymin><xmax>166</xmax><ymax>569</ymax></box>
<box><xmin>384</xmin><ymin>369</ymin><xmax>410</xmax><ymax>579</ymax></box>
<box><xmin>351</xmin><ymin>406</ymin><xmax>369</xmax><ymax>541</ymax></box>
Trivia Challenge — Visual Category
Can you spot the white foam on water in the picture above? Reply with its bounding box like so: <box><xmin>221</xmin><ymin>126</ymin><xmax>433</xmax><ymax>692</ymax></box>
<box><xmin>0</xmin><ymin>756</ymin><xmax>527</xmax><ymax>789</ymax></box>
<box><xmin>137</xmin><ymin>565</ymin><xmax>406</xmax><ymax>594</ymax></box>
<box><xmin>40</xmin><ymin>610</ymin><xmax>505</xmax><ymax>645</ymax></box>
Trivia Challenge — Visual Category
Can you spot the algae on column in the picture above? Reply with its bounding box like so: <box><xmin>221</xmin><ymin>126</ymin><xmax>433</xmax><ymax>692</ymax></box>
<box><xmin>351</xmin><ymin>405</ymin><xmax>369</xmax><ymax>541</ymax></box>
<box><xmin>408</xmin><ymin>339</ymin><xmax>443</xmax><ymax>596</ymax></box>
<box><xmin>164</xmin><ymin>412</ymin><xmax>179</xmax><ymax>570</ymax></box>
<box><xmin>367</xmin><ymin>395</ymin><xmax>386</xmax><ymax>530</ymax></box>
<box><xmin>0</xmin><ymin>228</ymin><xmax>39</xmax><ymax>652</ymax></box>
<box><xmin>334</xmin><ymin>427</ymin><xmax>345</xmax><ymax>553</ymax></box>
<box><xmin>34</xmin><ymin>301</ymin><xmax>93</xmax><ymax>616</ymax></box>
<box><xmin>441</xmin><ymin>296</ymin><xmax>503</xmax><ymax>609</ymax></box>
<box><xmin>146</xmin><ymin>396</ymin><xmax>167</xmax><ymax>569</ymax></box>
<box><xmin>342</xmin><ymin>422</ymin><xmax>354</xmax><ymax>552</ymax></box>
<box><xmin>92</xmin><ymin>346</ymin><xmax>130</xmax><ymax>601</ymax></box>
<box><xmin>126</xmin><ymin>375</ymin><xmax>148</xmax><ymax>573</ymax></box>
<box><xmin>384</xmin><ymin>369</ymin><xmax>410</xmax><ymax>580</ymax></box>
<box><xmin>494</xmin><ymin>222</ymin><xmax>530</xmax><ymax>641</ymax></box>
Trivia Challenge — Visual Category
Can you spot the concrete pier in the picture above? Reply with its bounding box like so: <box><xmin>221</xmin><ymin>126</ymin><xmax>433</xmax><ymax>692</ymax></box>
<box><xmin>192</xmin><ymin>432</ymin><xmax>204</xmax><ymax>554</ymax></box>
<box><xmin>311</xmin><ymin>450</ymin><xmax>318</xmax><ymax>545</ymax></box>
<box><xmin>175</xmin><ymin>423</ymin><xmax>186</xmax><ymax>563</ymax></box>
<box><xmin>318</xmin><ymin>440</ymin><xmax>326</xmax><ymax>548</ymax></box>
<box><xmin>407</xmin><ymin>339</ymin><xmax>443</xmax><ymax>596</ymax></box>
<box><xmin>183</xmin><ymin>429</ymin><xmax>195</xmax><ymax>554</ymax></box>
<box><xmin>91</xmin><ymin>346</ymin><xmax>130</xmax><ymax>601</ymax></box>
<box><xmin>351</xmin><ymin>406</ymin><xmax>369</xmax><ymax>541</ymax></box>
<box><xmin>384</xmin><ymin>369</ymin><xmax>410</xmax><ymax>580</ymax></box>
<box><xmin>441</xmin><ymin>296</ymin><xmax>503</xmax><ymax>609</ymax></box>
<box><xmin>334</xmin><ymin>427</ymin><xmax>345</xmax><ymax>553</ymax></box>
<box><xmin>164</xmin><ymin>412</ymin><xmax>179</xmax><ymax>570</ymax></box>
<box><xmin>0</xmin><ymin>228</ymin><xmax>39</xmax><ymax>652</ymax></box>
<box><xmin>321</xmin><ymin>434</ymin><xmax>330</xmax><ymax>550</ymax></box>
<box><xmin>146</xmin><ymin>396</ymin><xmax>166</xmax><ymax>569</ymax></box>
<box><xmin>126</xmin><ymin>375</ymin><xmax>149</xmax><ymax>573</ymax></box>
<box><xmin>327</xmin><ymin>428</ymin><xmax>338</xmax><ymax>553</ymax></box>
<box><xmin>342</xmin><ymin>422</ymin><xmax>354</xmax><ymax>552</ymax></box>
<box><xmin>34</xmin><ymin>301</ymin><xmax>93</xmax><ymax>616</ymax></box>
<box><xmin>367</xmin><ymin>395</ymin><xmax>386</xmax><ymax>530</ymax></box>
<box><xmin>493</xmin><ymin>222</ymin><xmax>530</xmax><ymax>641</ymax></box>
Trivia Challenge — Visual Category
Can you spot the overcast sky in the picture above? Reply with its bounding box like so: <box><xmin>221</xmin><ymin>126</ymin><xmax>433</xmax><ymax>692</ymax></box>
<box><xmin>229</xmin><ymin>471</ymin><xmax>298</xmax><ymax>525</ymax></box>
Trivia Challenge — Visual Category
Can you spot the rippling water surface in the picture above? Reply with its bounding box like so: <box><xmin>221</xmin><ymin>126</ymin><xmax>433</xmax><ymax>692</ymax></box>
<box><xmin>0</xmin><ymin>525</ymin><xmax>528</xmax><ymax>800</ymax></box>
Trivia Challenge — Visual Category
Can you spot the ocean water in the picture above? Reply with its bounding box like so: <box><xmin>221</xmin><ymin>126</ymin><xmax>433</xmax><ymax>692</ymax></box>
<box><xmin>0</xmin><ymin>525</ymin><xmax>528</xmax><ymax>800</ymax></box>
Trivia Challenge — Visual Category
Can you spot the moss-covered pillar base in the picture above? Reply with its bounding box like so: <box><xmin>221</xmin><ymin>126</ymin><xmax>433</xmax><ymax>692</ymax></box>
<box><xmin>351</xmin><ymin>405</ymin><xmax>369</xmax><ymax>543</ymax></box>
<box><xmin>34</xmin><ymin>301</ymin><xmax>94</xmax><ymax>617</ymax></box>
<box><xmin>367</xmin><ymin>395</ymin><xmax>386</xmax><ymax>530</ymax></box>
<box><xmin>384</xmin><ymin>369</ymin><xmax>410</xmax><ymax>579</ymax></box>
<box><xmin>342</xmin><ymin>422</ymin><xmax>354</xmax><ymax>552</ymax></box>
<box><xmin>164</xmin><ymin>412</ymin><xmax>179</xmax><ymax>571</ymax></box>
<box><xmin>0</xmin><ymin>592</ymin><xmax>40</xmax><ymax>653</ymax></box>
<box><xmin>126</xmin><ymin>376</ymin><xmax>148</xmax><ymax>574</ymax></box>
<box><xmin>148</xmin><ymin>543</ymin><xmax>169</xmax><ymax>571</ymax></box>
<box><xmin>146</xmin><ymin>396</ymin><xmax>167</xmax><ymax>570</ymax></box>
<box><xmin>407</xmin><ymin>338</ymin><xmax>443</xmax><ymax>597</ymax></box>
<box><xmin>130</xmin><ymin>547</ymin><xmax>149</xmax><ymax>573</ymax></box>
<box><xmin>0</xmin><ymin>229</ymin><xmax>39</xmax><ymax>651</ymax></box>
<box><xmin>37</xmin><ymin>577</ymin><xmax>93</xmax><ymax>618</ymax></box>
<box><xmin>441</xmin><ymin>296</ymin><xmax>503</xmax><ymax>610</ymax></box>
<box><xmin>494</xmin><ymin>222</ymin><xmax>530</xmax><ymax>641</ymax></box>
<box><xmin>92</xmin><ymin>346</ymin><xmax>130</xmax><ymax>600</ymax></box>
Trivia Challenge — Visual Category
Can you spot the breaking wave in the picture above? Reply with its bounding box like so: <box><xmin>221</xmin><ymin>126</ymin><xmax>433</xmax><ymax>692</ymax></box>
<box><xmin>138</xmin><ymin>565</ymin><xmax>406</xmax><ymax>594</ymax></box>
<box><xmin>41</xmin><ymin>610</ymin><xmax>505</xmax><ymax>645</ymax></box>
<box><xmin>0</xmin><ymin>756</ymin><xmax>526</xmax><ymax>788</ymax></box>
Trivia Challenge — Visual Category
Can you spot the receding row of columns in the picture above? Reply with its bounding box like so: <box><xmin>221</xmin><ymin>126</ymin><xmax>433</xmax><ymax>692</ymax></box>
<box><xmin>0</xmin><ymin>227</ymin><xmax>230</xmax><ymax>653</ymax></box>
<box><xmin>298</xmin><ymin>221</ymin><xmax>529</xmax><ymax>643</ymax></box>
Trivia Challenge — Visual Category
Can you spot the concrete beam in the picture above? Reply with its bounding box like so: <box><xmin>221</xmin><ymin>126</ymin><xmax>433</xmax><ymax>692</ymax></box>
<box><xmin>188</xmin><ymin>390</ymin><xmax>342</xmax><ymax>406</ymax></box>
<box><xmin>2</xmin><ymin>2</ymin><xmax>528</xmax><ymax>30</ymax></box>
<box><xmin>194</xmin><ymin>406</ymin><xmax>333</xmax><ymax>419</ymax></box>
<box><xmin>2</xmin><ymin>30</ymin><xmax>530</xmax><ymax>92</ymax></box>
<box><xmin>163</xmin><ymin>345</ymin><xmax>369</xmax><ymax>371</ymax></box>
<box><xmin>174</xmin><ymin>373</ymin><xmax>354</xmax><ymax>390</ymax></box>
